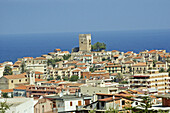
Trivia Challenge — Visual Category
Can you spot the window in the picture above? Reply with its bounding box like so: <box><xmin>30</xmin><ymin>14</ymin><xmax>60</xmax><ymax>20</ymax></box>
<box><xmin>78</xmin><ymin>101</ymin><xmax>82</xmax><ymax>106</ymax></box>
<box><xmin>70</xmin><ymin>102</ymin><xmax>72</xmax><ymax>106</ymax></box>
<box><xmin>136</xmin><ymin>102</ymin><xmax>138</xmax><ymax>105</ymax></box>
<box><xmin>11</xmin><ymin>80</ymin><xmax>13</xmax><ymax>83</ymax></box>
<box><xmin>25</xmin><ymin>79</ymin><xmax>27</xmax><ymax>82</ymax></box>
<box><xmin>122</xmin><ymin>100</ymin><xmax>125</xmax><ymax>105</ymax></box>
<box><xmin>19</xmin><ymin>80</ymin><xmax>21</xmax><ymax>82</ymax></box>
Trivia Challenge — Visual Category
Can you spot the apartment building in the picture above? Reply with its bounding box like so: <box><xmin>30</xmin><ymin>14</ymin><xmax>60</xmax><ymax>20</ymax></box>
<box><xmin>132</xmin><ymin>62</ymin><xmax>148</xmax><ymax>74</ymax></box>
<box><xmin>104</xmin><ymin>64</ymin><xmax>122</xmax><ymax>74</ymax></box>
<box><xmin>129</xmin><ymin>70</ymin><xmax>170</xmax><ymax>94</ymax></box>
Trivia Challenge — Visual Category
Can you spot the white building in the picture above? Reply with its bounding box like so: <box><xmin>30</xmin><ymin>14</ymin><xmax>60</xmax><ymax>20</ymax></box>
<box><xmin>45</xmin><ymin>95</ymin><xmax>92</xmax><ymax>113</ymax></box>
<box><xmin>0</xmin><ymin>98</ymin><xmax>34</xmax><ymax>113</ymax></box>
<box><xmin>0</xmin><ymin>66</ymin><xmax>4</xmax><ymax>78</ymax></box>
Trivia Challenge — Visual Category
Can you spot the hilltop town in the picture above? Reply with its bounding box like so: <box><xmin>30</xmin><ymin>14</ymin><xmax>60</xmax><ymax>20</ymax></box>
<box><xmin>0</xmin><ymin>34</ymin><xmax>170</xmax><ymax>113</ymax></box>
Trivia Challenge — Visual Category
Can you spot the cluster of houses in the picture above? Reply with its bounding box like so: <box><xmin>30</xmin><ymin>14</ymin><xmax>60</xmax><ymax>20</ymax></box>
<box><xmin>0</xmin><ymin>34</ymin><xmax>170</xmax><ymax>113</ymax></box>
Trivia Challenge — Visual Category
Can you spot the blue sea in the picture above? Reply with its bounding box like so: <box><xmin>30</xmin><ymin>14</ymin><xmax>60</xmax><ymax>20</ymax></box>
<box><xmin>0</xmin><ymin>29</ymin><xmax>170</xmax><ymax>63</ymax></box>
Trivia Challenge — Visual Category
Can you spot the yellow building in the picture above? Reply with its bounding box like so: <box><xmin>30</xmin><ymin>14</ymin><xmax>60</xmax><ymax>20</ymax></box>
<box><xmin>105</xmin><ymin>64</ymin><xmax>122</xmax><ymax>74</ymax></box>
<box><xmin>0</xmin><ymin>73</ymin><xmax>28</xmax><ymax>89</ymax></box>
<box><xmin>129</xmin><ymin>70</ymin><xmax>170</xmax><ymax>94</ymax></box>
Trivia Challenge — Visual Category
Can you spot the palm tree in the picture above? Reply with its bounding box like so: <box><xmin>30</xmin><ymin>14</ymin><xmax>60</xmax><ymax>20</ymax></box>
<box><xmin>0</xmin><ymin>101</ymin><xmax>12</xmax><ymax>113</ymax></box>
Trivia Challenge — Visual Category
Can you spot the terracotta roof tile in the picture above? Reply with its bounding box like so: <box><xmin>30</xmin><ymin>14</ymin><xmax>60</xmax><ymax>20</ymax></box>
<box><xmin>84</xmin><ymin>55</ymin><xmax>92</xmax><ymax>57</ymax></box>
<box><xmin>156</xmin><ymin>61</ymin><xmax>165</xmax><ymax>64</ymax></box>
<box><xmin>35</xmin><ymin>78</ymin><xmax>46</xmax><ymax>82</ymax></box>
<box><xmin>76</xmin><ymin>63</ymin><xmax>86</xmax><ymax>65</ymax></box>
<box><xmin>113</xmin><ymin>55</ymin><xmax>119</xmax><ymax>57</ymax></box>
<box><xmin>132</xmin><ymin>62</ymin><xmax>147</xmax><ymax>67</ymax></box>
<box><xmin>1</xmin><ymin>89</ymin><xmax>13</xmax><ymax>93</ymax></box>
<box><xmin>124</xmin><ymin>61</ymin><xmax>134</xmax><ymax>64</ymax></box>
<box><xmin>78</xmin><ymin>67</ymin><xmax>87</xmax><ymax>70</ymax></box>
<box><xmin>72</xmin><ymin>69</ymin><xmax>81</xmax><ymax>72</ymax></box>
<box><xmin>4</xmin><ymin>73</ymin><xmax>27</xmax><ymax>79</ymax></box>
<box><xmin>55</xmin><ymin>49</ymin><xmax>61</xmax><ymax>51</ymax></box>
<box><xmin>34</xmin><ymin>57</ymin><xmax>46</xmax><ymax>60</ymax></box>
<box><xmin>112</xmin><ymin>50</ymin><xmax>118</xmax><ymax>52</ymax></box>
<box><xmin>35</xmin><ymin>71</ymin><xmax>44</xmax><ymax>74</ymax></box>
<box><xmin>14</xmin><ymin>85</ymin><xmax>27</xmax><ymax>90</ymax></box>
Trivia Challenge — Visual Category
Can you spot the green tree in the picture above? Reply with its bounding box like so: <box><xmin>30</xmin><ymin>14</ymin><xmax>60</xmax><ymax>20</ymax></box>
<box><xmin>3</xmin><ymin>66</ymin><xmax>13</xmax><ymax>75</ymax></box>
<box><xmin>153</xmin><ymin>60</ymin><xmax>157</xmax><ymax>67</ymax></box>
<box><xmin>63</xmin><ymin>76</ymin><xmax>69</xmax><ymax>81</ymax></box>
<box><xmin>115</xmin><ymin>73</ymin><xmax>124</xmax><ymax>83</ymax></box>
<box><xmin>21</xmin><ymin>62</ymin><xmax>26</xmax><ymax>73</ymax></box>
<box><xmin>102</xmin><ymin>58</ymin><xmax>106</xmax><ymax>61</ymax></box>
<box><xmin>0</xmin><ymin>101</ymin><xmax>12</xmax><ymax>113</ymax></box>
<box><xmin>139</xmin><ymin>96</ymin><xmax>152</xmax><ymax>113</ymax></box>
<box><xmin>159</xmin><ymin>68</ymin><xmax>165</xmax><ymax>73</ymax></box>
<box><xmin>91</xmin><ymin>42</ymin><xmax>106</xmax><ymax>51</ymax></box>
<box><xmin>63</xmin><ymin>54</ymin><xmax>71</xmax><ymax>60</ymax></box>
<box><xmin>47</xmin><ymin>76</ymin><xmax>54</xmax><ymax>81</ymax></box>
<box><xmin>2</xmin><ymin>93</ymin><xmax>8</xmax><ymax>98</ymax></box>
<box><xmin>70</xmin><ymin>75</ymin><xmax>79</xmax><ymax>81</ymax></box>
<box><xmin>47</xmin><ymin>58</ymin><xmax>62</xmax><ymax>68</ymax></box>
<box><xmin>56</xmin><ymin>76</ymin><xmax>61</xmax><ymax>80</ymax></box>
<box><xmin>89</xmin><ymin>67</ymin><xmax>95</xmax><ymax>72</ymax></box>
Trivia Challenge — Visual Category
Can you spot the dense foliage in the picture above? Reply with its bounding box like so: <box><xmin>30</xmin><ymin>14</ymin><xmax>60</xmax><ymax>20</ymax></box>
<box><xmin>70</xmin><ymin>75</ymin><xmax>79</xmax><ymax>81</ymax></box>
<box><xmin>91</xmin><ymin>42</ymin><xmax>106</xmax><ymax>51</ymax></box>
<box><xmin>3</xmin><ymin>66</ymin><xmax>13</xmax><ymax>75</ymax></box>
<box><xmin>0</xmin><ymin>101</ymin><xmax>12</xmax><ymax>113</ymax></box>
<box><xmin>47</xmin><ymin>58</ymin><xmax>62</xmax><ymax>67</ymax></box>
<box><xmin>63</xmin><ymin>54</ymin><xmax>71</xmax><ymax>60</ymax></box>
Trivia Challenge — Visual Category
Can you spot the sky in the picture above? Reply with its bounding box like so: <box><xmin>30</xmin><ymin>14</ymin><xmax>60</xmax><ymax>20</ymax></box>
<box><xmin>0</xmin><ymin>0</ymin><xmax>170</xmax><ymax>34</ymax></box>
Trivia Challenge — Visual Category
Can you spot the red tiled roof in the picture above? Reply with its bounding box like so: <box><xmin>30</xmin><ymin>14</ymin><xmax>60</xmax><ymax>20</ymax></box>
<box><xmin>76</xmin><ymin>63</ymin><xmax>86</xmax><ymax>65</ymax></box>
<box><xmin>112</xmin><ymin>50</ymin><xmax>118</xmax><ymax>52</ymax></box>
<box><xmin>78</xmin><ymin>67</ymin><xmax>87</xmax><ymax>70</ymax></box>
<box><xmin>4</xmin><ymin>73</ymin><xmax>27</xmax><ymax>79</ymax></box>
<box><xmin>94</xmin><ymin>70</ymin><xmax>106</xmax><ymax>73</ymax></box>
<box><xmin>14</xmin><ymin>85</ymin><xmax>27</xmax><ymax>90</ymax></box>
<box><xmin>35</xmin><ymin>71</ymin><xmax>44</xmax><ymax>74</ymax></box>
<box><xmin>148</xmin><ymin>50</ymin><xmax>157</xmax><ymax>53</ymax></box>
<box><xmin>98</xmin><ymin>97</ymin><xmax>113</xmax><ymax>102</ymax></box>
<box><xmin>110</xmin><ymin>73</ymin><xmax>118</xmax><ymax>76</ymax></box>
<box><xmin>96</xmin><ymin>93</ymin><xmax>113</xmax><ymax>96</ymax></box>
<box><xmin>107</xmin><ymin>63</ymin><xmax>114</xmax><ymax>65</ymax></box>
<box><xmin>61</xmin><ymin>51</ymin><xmax>69</xmax><ymax>54</ymax></box>
<box><xmin>124</xmin><ymin>61</ymin><xmax>134</xmax><ymax>64</ymax></box>
<box><xmin>126</xmin><ymin>51</ymin><xmax>133</xmax><ymax>54</ymax></box>
<box><xmin>34</xmin><ymin>57</ymin><xmax>46</xmax><ymax>60</ymax></box>
<box><xmin>72</xmin><ymin>69</ymin><xmax>81</xmax><ymax>72</ymax></box>
<box><xmin>133</xmin><ymin>56</ymin><xmax>142</xmax><ymax>59</ymax></box>
<box><xmin>156</xmin><ymin>61</ymin><xmax>165</xmax><ymax>64</ymax></box>
<box><xmin>55</xmin><ymin>49</ymin><xmax>61</xmax><ymax>51</ymax></box>
<box><xmin>132</xmin><ymin>62</ymin><xmax>147</xmax><ymax>67</ymax></box>
<box><xmin>113</xmin><ymin>55</ymin><xmax>119</xmax><ymax>57</ymax></box>
<box><xmin>35</xmin><ymin>78</ymin><xmax>46</xmax><ymax>82</ymax></box>
<box><xmin>84</xmin><ymin>55</ymin><xmax>92</xmax><ymax>57</ymax></box>
<box><xmin>1</xmin><ymin>89</ymin><xmax>13</xmax><ymax>93</ymax></box>
<box><xmin>105</xmin><ymin>65</ymin><xmax>121</xmax><ymax>68</ymax></box>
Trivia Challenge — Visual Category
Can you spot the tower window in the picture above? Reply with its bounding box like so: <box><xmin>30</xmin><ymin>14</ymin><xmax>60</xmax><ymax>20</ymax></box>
<box><xmin>81</xmin><ymin>42</ymin><xmax>83</xmax><ymax>43</ymax></box>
